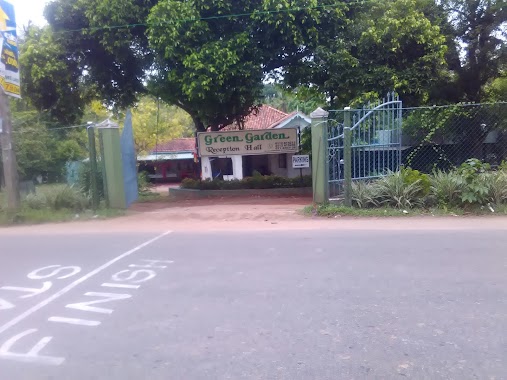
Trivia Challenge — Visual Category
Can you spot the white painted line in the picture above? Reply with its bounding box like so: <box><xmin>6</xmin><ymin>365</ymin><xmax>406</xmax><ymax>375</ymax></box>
<box><xmin>101</xmin><ymin>283</ymin><xmax>140</xmax><ymax>289</ymax></box>
<box><xmin>0</xmin><ymin>230</ymin><xmax>172</xmax><ymax>336</ymax></box>
<box><xmin>48</xmin><ymin>317</ymin><xmax>101</xmax><ymax>327</ymax></box>
<box><xmin>65</xmin><ymin>292</ymin><xmax>131</xmax><ymax>314</ymax></box>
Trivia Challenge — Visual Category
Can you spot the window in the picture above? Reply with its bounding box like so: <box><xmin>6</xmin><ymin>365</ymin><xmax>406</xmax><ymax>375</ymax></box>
<box><xmin>278</xmin><ymin>154</ymin><xmax>287</xmax><ymax>169</ymax></box>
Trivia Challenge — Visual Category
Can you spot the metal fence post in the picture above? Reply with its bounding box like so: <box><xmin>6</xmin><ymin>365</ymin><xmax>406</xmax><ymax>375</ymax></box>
<box><xmin>98</xmin><ymin>129</ymin><xmax>110</xmax><ymax>208</ymax></box>
<box><xmin>310</xmin><ymin>107</ymin><xmax>329</xmax><ymax>203</ymax></box>
<box><xmin>87</xmin><ymin>126</ymin><xmax>99</xmax><ymax>210</ymax></box>
<box><xmin>343</xmin><ymin>107</ymin><xmax>352</xmax><ymax>207</ymax></box>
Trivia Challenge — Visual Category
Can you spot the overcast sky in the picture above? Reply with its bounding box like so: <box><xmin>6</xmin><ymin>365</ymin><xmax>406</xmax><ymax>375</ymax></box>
<box><xmin>15</xmin><ymin>0</ymin><xmax>48</xmax><ymax>29</ymax></box>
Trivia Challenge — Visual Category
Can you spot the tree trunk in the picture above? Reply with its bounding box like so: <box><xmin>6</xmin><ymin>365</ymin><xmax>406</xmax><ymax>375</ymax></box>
<box><xmin>192</xmin><ymin>116</ymin><xmax>206</xmax><ymax>132</ymax></box>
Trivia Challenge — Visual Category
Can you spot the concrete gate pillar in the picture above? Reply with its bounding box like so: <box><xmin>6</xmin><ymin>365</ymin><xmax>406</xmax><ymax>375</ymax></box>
<box><xmin>310</xmin><ymin>108</ymin><xmax>329</xmax><ymax>203</ymax></box>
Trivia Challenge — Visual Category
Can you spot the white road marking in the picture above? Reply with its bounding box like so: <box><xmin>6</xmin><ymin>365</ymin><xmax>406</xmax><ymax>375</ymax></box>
<box><xmin>0</xmin><ymin>230</ymin><xmax>172</xmax><ymax>335</ymax></box>
<box><xmin>48</xmin><ymin>317</ymin><xmax>101</xmax><ymax>327</ymax></box>
<box><xmin>101</xmin><ymin>282</ymin><xmax>140</xmax><ymax>289</ymax></box>
<box><xmin>66</xmin><ymin>292</ymin><xmax>131</xmax><ymax>314</ymax></box>
<box><xmin>0</xmin><ymin>329</ymin><xmax>64</xmax><ymax>365</ymax></box>
<box><xmin>1</xmin><ymin>282</ymin><xmax>53</xmax><ymax>299</ymax></box>
<box><xmin>27</xmin><ymin>265</ymin><xmax>81</xmax><ymax>280</ymax></box>
<box><xmin>0</xmin><ymin>298</ymin><xmax>15</xmax><ymax>310</ymax></box>
<box><xmin>129</xmin><ymin>259</ymin><xmax>174</xmax><ymax>269</ymax></box>
<box><xmin>112</xmin><ymin>269</ymin><xmax>157</xmax><ymax>283</ymax></box>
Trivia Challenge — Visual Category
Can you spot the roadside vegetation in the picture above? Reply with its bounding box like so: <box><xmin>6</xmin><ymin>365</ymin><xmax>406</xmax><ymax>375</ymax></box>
<box><xmin>0</xmin><ymin>184</ymin><xmax>124</xmax><ymax>226</ymax></box>
<box><xmin>309</xmin><ymin>159</ymin><xmax>507</xmax><ymax>217</ymax></box>
<box><xmin>181</xmin><ymin>173</ymin><xmax>312</xmax><ymax>190</ymax></box>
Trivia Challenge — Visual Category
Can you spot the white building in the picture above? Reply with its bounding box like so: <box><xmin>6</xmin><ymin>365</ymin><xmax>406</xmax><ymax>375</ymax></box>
<box><xmin>200</xmin><ymin>105</ymin><xmax>311</xmax><ymax>181</ymax></box>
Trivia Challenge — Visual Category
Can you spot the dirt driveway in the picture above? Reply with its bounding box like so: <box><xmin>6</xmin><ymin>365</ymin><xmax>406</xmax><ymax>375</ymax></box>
<box><xmin>129</xmin><ymin>195</ymin><xmax>311</xmax><ymax>222</ymax></box>
<box><xmin>3</xmin><ymin>194</ymin><xmax>507</xmax><ymax>235</ymax></box>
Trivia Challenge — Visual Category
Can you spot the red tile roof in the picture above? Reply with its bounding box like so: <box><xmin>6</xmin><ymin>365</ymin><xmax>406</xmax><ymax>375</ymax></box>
<box><xmin>151</xmin><ymin>105</ymin><xmax>299</xmax><ymax>153</ymax></box>
<box><xmin>222</xmin><ymin>105</ymin><xmax>289</xmax><ymax>131</ymax></box>
<box><xmin>152</xmin><ymin>138</ymin><xmax>195</xmax><ymax>153</ymax></box>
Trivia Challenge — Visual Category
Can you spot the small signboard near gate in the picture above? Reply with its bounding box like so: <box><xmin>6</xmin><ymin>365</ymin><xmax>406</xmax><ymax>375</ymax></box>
<box><xmin>292</xmin><ymin>155</ymin><xmax>310</xmax><ymax>168</ymax></box>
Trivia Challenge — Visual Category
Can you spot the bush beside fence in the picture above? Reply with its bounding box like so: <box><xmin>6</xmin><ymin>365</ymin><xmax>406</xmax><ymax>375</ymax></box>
<box><xmin>181</xmin><ymin>175</ymin><xmax>312</xmax><ymax>191</ymax></box>
<box><xmin>350</xmin><ymin>160</ymin><xmax>507</xmax><ymax>209</ymax></box>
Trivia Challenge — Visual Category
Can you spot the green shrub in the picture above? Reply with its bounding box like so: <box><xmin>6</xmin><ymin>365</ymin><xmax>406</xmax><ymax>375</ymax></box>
<box><xmin>137</xmin><ymin>171</ymin><xmax>151</xmax><ymax>193</ymax></box>
<box><xmin>24</xmin><ymin>193</ymin><xmax>47</xmax><ymax>210</ymax></box>
<box><xmin>458</xmin><ymin>158</ymin><xmax>491</xmax><ymax>205</ymax></box>
<box><xmin>401</xmin><ymin>167</ymin><xmax>431</xmax><ymax>196</ymax></box>
<box><xmin>180</xmin><ymin>175</ymin><xmax>312</xmax><ymax>190</ymax></box>
<box><xmin>375</xmin><ymin>170</ymin><xmax>424</xmax><ymax>208</ymax></box>
<box><xmin>430</xmin><ymin>170</ymin><xmax>464</xmax><ymax>207</ymax></box>
<box><xmin>22</xmin><ymin>185</ymin><xmax>90</xmax><ymax>212</ymax></box>
<box><xmin>42</xmin><ymin>185</ymin><xmax>90</xmax><ymax>211</ymax></box>
<box><xmin>181</xmin><ymin>178</ymin><xmax>200</xmax><ymax>189</ymax></box>
<box><xmin>78</xmin><ymin>161</ymin><xmax>104</xmax><ymax>199</ymax></box>
<box><xmin>351</xmin><ymin>181</ymin><xmax>379</xmax><ymax>208</ymax></box>
<box><xmin>488</xmin><ymin>170</ymin><xmax>507</xmax><ymax>205</ymax></box>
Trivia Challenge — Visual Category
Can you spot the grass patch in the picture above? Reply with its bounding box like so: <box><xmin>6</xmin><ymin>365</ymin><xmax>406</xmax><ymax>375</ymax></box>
<box><xmin>137</xmin><ymin>192</ymin><xmax>166</xmax><ymax>203</ymax></box>
<box><xmin>0</xmin><ymin>207</ymin><xmax>125</xmax><ymax>226</ymax></box>
<box><xmin>304</xmin><ymin>203</ymin><xmax>507</xmax><ymax>218</ymax></box>
<box><xmin>1</xmin><ymin>184</ymin><xmax>125</xmax><ymax>226</ymax></box>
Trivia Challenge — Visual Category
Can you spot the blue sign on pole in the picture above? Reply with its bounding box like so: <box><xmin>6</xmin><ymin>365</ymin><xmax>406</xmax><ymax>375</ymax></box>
<box><xmin>121</xmin><ymin>109</ymin><xmax>139</xmax><ymax>207</ymax></box>
<box><xmin>0</xmin><ymin>0</ymin><xmax>20</xmax><ymax>98</ymax></box>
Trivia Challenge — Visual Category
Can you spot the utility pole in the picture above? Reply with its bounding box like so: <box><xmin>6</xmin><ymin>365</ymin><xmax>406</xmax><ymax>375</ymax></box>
<box><xmin>0</xmin><ymin>88</ymin><xmax>20</xmax><ymax>210</ymax></box>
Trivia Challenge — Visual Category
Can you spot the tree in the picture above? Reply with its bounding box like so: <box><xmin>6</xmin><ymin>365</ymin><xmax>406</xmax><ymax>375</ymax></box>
<box><xmin>147</xmin><ymin>0</ymin><xmax>322</xmax><ymax>130</ymax></box>
<box><xmin>284</xmin><ymin>0</ymin><xmax>448</xmax><ymax>107</ymax></box>
<box><xmin>442</xmin><ymin>0</ymin><xmax>507</xmax><ymax>102</ymax></box>
<box><xmin>19</xmin><ymin>25</ymin><xmax>84</xmax><ymax>124</ymax></box>
<box><xmin>130</xmin><ymin>97</ymin><xmax>194</xmax><ymax>153</ymax></box>
<box><xmin>10</xmin><ymin>100</ymin><xmax>88</xmax><ymax>181</ymax></box>
<box><xmin>40</xmin><ymin>0</ymin><xmax>324</xmax><ymax>131</ymax></box>
<box><xmin>263</xmin><ymin>84</ymin><xmax>326</xmax><ymax>115</ymax></box>
<box><xmin>485</xmin><ymin>75</ymin><xmax>507</xmax><ymax>101</ymax></box>
<box><xmin>44</xmin><ymin>0</ymin><xmax>155</xmax><ymax>110</ymax></box>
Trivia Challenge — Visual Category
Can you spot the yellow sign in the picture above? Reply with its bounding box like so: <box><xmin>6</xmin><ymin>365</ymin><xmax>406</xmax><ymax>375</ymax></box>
<box><xmin>0</xmin><ymin>0</ymin><xmax>20</xmax><ymax>98</ymax></box>
<box><xmin>0</xmin><ymin>7</ymin><xmax>8</xmax><ymax>31</ymax></box>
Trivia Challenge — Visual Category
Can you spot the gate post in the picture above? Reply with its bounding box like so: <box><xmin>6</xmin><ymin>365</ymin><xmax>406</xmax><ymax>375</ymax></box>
<box><xmin>310</xmin><ymin>107</ymin><xmax>329</xmax><ymax>203</ymax></box>
<box><xmin>343</xmin><ymin>107</ymin><xmax>352</xmax><ymax>207</ymax></box>
<box><xmin>87</xmin><ymin>126</ymin><xmax>100</xmax><ymax>211</ymax></box>
<box><xmin>99</xmin><ymin>125</ymin><xmax>127</xmax><ymax>209</ymax></box>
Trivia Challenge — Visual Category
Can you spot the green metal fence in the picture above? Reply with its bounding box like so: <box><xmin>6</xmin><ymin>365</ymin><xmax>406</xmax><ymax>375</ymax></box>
<box><xmin>327</xmin><ymin>93</ymin><xmax>403</xmax><ymax>200</ymax></box>
<box><xmin>321</xmin><ymin>99</ymin><xmax>507</xmax><ymax>201</ymax></box>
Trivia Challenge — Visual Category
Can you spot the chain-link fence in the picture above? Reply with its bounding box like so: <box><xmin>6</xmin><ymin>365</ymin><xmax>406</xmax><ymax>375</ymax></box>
<box><xmin>0</xmin><ymin>110</ymin><xmax>94</xmax><ymax>201</ymax></box>
<box><xmin>323</xmin><ymin>101</ymin><xmax>507</xmax><ymax>198</ymax></box>
<box><xmin>402</xmin><ymin>102</ymin><xmax>507</xmax><ymax>172</ymax></box>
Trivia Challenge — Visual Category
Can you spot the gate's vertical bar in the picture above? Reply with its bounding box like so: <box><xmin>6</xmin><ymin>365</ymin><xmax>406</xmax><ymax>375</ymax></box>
<box><xmin>87</xmin><ymin>125</ymin><xmax>99</xmax><ymax>210</ymax></box>
<box><xmin>398</xmin><ymin>98</ymin><xmax>403</xmax><ymax>170</ymax></box>
<box><xmin>343</xmin><ymin>107</ymin><xmax>352</xmax><ymax>207</ymax></box>
<box><xmin>310</xmin><ymin>108</ymin><xmax>329</xmax><ymax>203</ymax></box>
<box><xmin>354</xmin><ymin>115</ymin><xmax>361</xmax><ymax>178</ymax></box>
<box><xmin>98</xmin><ymin>129</ymin><xmax>110</xmax><ymax>208</ymax></box>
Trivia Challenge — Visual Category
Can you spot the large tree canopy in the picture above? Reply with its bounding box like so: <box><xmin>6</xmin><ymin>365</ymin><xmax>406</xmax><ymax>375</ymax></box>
<box><xmin>38</xmin><ymin>0</ymin><xmax>324</xmax><ymax>131</ymax></box>
<box><xmin>19</xmin><ymin>25</ymin><xmax>84</xmax><ymax>124</ymax></box>
<box><xmin>18</xmin><ymin>0</ymin><xmax>507</xmax><ymax>130</ymax></box>
<box><xmin>442</xmin><ymin>0</ymin><xmax>507</xmax><ymax>102</ymax></box>
<box><xmin>284</xmin><ymin>0</ymin><xmax>449</xmax><ymax>107</ymax></box>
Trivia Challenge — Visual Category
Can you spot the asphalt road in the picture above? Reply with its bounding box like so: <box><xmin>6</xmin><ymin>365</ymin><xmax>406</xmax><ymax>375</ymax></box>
<box><xmin>0</xmin><ymin>228</ymin><xmax>505</xmax><ymax>379</ymax></box>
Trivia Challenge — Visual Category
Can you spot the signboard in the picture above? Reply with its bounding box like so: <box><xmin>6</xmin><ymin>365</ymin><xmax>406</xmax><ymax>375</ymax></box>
<box><xmin>197</xmin><ymin>128</ymin><xmax>298</xmax><ymax>157</ymax></box>
<box><xmin>292</xmin><ymin>155</ymin><xmax>310</xmax><ymax>168</ymax></box>
<box><xmin>0</xmin><ymin>0</ymin><xmax>20</xmax><ymax>98</ymax></box>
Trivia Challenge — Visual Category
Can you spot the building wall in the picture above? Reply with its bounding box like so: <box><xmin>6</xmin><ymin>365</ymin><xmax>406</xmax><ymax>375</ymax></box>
<box><xmin>268</xmin><ymin>153</ymin><xmax>311</xmax><ymax>178</ymax></box>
